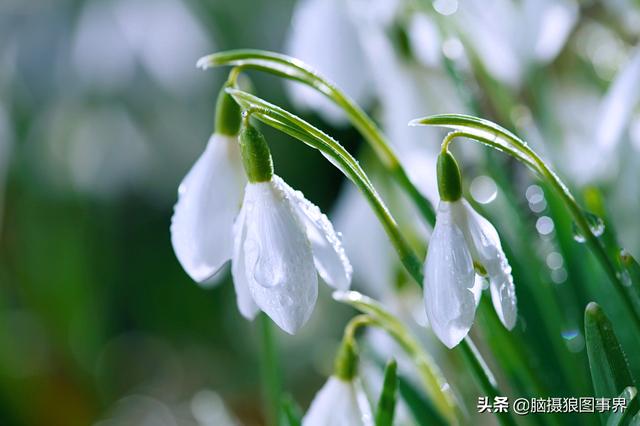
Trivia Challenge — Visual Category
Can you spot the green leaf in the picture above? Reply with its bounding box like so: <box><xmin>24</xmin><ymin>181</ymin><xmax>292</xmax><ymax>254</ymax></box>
<box><xmin>279</xmin><ymin>394</ymin><xmax>302</xmax><ymax>426</ymax></box>
<box><xmin>375</xmin><ymin>359</ymin><xmax>398</xmax><ymax>426</ymax></box>
<box><xmin>606</xmin><ymin>387</ymin><xmax>637</xmax><ymax>426</ymax></box>
<box><xmin>585</xmin><ymin>302</ymin><xmax>636</xmax><ymax>399</ymax></box>
<box><xmin>620</xmin><ymin>251</ymin><xmax>640</xmax><ymax>317</ymax></box>
<box><xmin>397</xmin><ymin>373</ymin><xmax>448</xmax><ymax>426</ymax></box>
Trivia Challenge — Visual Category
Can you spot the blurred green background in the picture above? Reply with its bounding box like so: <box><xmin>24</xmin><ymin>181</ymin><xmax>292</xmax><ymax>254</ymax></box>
<box><xmin>1</xmin><ymin>0</ymin><xmax>640</xmax><ymax>425</ymax></box>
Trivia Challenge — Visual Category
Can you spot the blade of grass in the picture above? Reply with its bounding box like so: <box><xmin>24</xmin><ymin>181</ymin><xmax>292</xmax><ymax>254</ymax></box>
<box><xmin>584</xmin><ymin>302</ymin><xmax>636</xmax><ymax>400</ymax></box>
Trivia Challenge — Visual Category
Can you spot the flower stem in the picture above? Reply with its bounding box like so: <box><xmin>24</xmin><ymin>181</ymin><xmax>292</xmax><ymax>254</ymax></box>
<box><xmin>458</xmin><ymin>338</ymin><xmax>517</xmax><ymax>426</ymax></box>
<box><xmin>258</xmin><ymin>314</ymin><xmax>282</xmax><ymax>426</ymax></box>
<box><xmin>334</xmin><ymin>315</ymin><xmax>374</xmax><ymax>380</ymax></box>
<box><xmin>198</xmin><ymin>50</ymin><xmax>437</xmax><ymax>226</ymax></box>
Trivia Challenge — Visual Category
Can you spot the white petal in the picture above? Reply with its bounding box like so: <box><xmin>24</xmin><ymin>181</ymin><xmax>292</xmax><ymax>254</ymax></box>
<box><xmin>424</xmin><ymin>202</ymin><xmax>478</xmax><ymax>348</ymax></box>
<box><xmin>303</xmin><ymin>377</ymin><xmax>373</xmax><ymax>426</ymax></box>
<box><xmin>274</xmin><ymin>176</ymin><xmax>352</xmax><ymax>290</ymax></box>
<box><xmin>333</xmin><ymin>181</ymin><xmax>396</xmax><ymax>298</ymax></box>
<box><xmin>456</xmin><ymin>199</ymin><xmax>517</xmax><ymax>329</ymax></box>
<box><xmin>170</xmin><ymin>134</ymin><xmax>245</xmax><ymax>284</ymax></box>
<box><xmin>531</xmin><ymin>0</ymin><xmax>578</xmax><ymax>63</ymax></box>
<box><xmin>489</xmin><ymin>266</ymin><xmax>518</xmax><ymax>330</ymax></box>
<box><xmin>241</xmin><ymin>178</ymin><xmax>318</xmax><ymax>334</ymax></box>
<box><xmin>595</xmin><ymin>47</ymin><xmax>640</xmax><ymax>152</ymax></box>
<box><xmin>231</xmin><ymin>205</ymin><xmax>259</xmax><ymax>320</ymax></box>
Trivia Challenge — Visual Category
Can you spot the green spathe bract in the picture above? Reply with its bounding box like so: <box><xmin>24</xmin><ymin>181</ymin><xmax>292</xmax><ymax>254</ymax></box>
<box><xmin>437</xmin><ymin>152</ymin><xmax>462</xmax><ymax>202</ymax></box>
<box><xmin>239</xmin><ymin>122</ymin><xmax>274</xmax><ymax>183</ymax></box>
<box><xmin>215</xmin><ymin>84</ymin><xmax>242</xmax><ymax>136</ymax></box>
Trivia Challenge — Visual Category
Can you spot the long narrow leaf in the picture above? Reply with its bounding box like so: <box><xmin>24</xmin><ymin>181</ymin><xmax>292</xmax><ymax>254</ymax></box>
<box><xmin>606</xmin><ymin>387</ymin><xmax>637</xmax><ymax>426</ymax></box>
<box><xmin>585</xmin><ymin>302</ymin><xmax>636</xmax><ymax>399</ymax></box>
<box><xmin>375</xmin><ymin>359</ymin><xmax>398</xmax><ymax>426</ymax></box>
<box><xmin>397</xmin><ymin>374</ymin><xmax>448</xmax><ymax>426</ymax></box>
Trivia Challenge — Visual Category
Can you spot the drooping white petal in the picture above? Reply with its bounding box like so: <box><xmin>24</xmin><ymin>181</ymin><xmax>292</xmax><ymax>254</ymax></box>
<box><xmin>274</xmin><ymin>177</ymin><xmax>352</xmax><ymax>290</ymax></box>
<box><xmin>455</xmin><ymin>199</ymin><xmax>517</xmax><ymax>329</ymax></box>
<box><xmin>424</xmin><ymin>202</ymin><xmax>478</xmax><ymax>348</ymax></box>
<box><xmin>230</xmin><ymin>205</ymin><xmax>259</xmax><ymax>320</ymax></box>
<box><xmin>489</xmin><ymin>264</ymin><xmax>518</xmax><ymax>330</ymax></box>
<box><xmin>302</xmin><ymin>376</ymin><xmax>374</xmax><ymax>426</ymax></box>
<box><xmin>171</xmin><ymin>134</ymin><xmax>245</xmax><ymax>284</ymax></box>
<box><xmin>240</xmin><ymin>178</ymin><xmax>318</xmax><ymax>334</ymax></box>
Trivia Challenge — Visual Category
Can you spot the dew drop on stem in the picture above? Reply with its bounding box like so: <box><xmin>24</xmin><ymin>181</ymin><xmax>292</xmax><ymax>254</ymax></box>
<box><xmin>571</xmin><ymin>211</ymin><xmax>605</xmax><ymax>243</ymax></box>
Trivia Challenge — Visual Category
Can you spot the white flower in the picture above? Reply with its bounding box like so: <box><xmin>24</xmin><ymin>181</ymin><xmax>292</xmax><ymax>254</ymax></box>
<box><xmin>446</xmin><ymin>0</ymin><xmax>577</xmax><ymax>88</ymax></box>
<box><xmin>424</xmin><ymin>198</ymin><xmax>517</xmax><ymax>348</ymax></box>
<box><xmin>233</xmin><ymin>176</ymin><xmax>352</xmax><ymax>333</ymax></box>
<box><xmin>302</xmin><ymin>376</ymin><xmax>373</xmax><ymax>426</ymax></box>
<box><xmin>171</xmin><ymin>132</ymin><xmax>352</xmax><ymax>334</ymax></box>
<box><xmin>171</xmin><ymin>133</ymin><xmax>246</xmax><ymax>284</ymax></box>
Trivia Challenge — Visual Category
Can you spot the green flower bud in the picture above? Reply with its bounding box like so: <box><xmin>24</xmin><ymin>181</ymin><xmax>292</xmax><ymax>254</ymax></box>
<box><xmin>334</xmin><ymin>338</ymin><xmax>358</xmax><ymax>381</ymax></box>
<box><xmin>437</xmin><ymin>151</ymin><xmax>463</xmax><ymax>201</ymax></box>
<box><xmin>239</xmin><ymin>122</ymin><xmax>274</xmax><ymax>183</ymax></box>
<box><xmin>214</xmin><ymin>85</ymin><xmax>242</xmax><ymax>136</ymax></box>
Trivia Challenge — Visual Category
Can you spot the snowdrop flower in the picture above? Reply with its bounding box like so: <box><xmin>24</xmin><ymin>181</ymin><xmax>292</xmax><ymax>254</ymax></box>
<box><xmin>172</xmin><ymin>92</ymin><xmax>352</xmax><ymax>333</ymax></box>
<box><xmin>424</xmin><ymin>151</ymin><xmax>517</xmax><ymax>348</ymax></box>
<box><xmin>303</xmin><ymin>376</ymin><xmax>373</xmax><ymax>426</ymax></box>
<box><xmin>452</xmin><ymin>0</ymin><xmax>578</xmax><ymax>87</ymax></box>
<box><xmin>303</xmin><ymin>339</ymin><xmax>373</xmax><ymax>426</ymax></box>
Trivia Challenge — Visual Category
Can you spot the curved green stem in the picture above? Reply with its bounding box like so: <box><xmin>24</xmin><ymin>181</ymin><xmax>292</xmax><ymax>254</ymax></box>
<box><xmin>198</xmin><ymin>50</ymin><xmax>436</xmax><ymax>226</ymax></box>
<box><xmin>333</xmin><ymin>291</ymin><xmax>461</xmax><ymax>425</ymax></box>
<box><xmin>230</xmin><ymin>89</ymin><xmax>423</xmax><ymax>282</ymax></box>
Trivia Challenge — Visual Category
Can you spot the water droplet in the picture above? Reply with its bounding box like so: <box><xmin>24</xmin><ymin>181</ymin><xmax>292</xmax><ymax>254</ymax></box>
<box><xmin>433</xmin><ymin>0</ymin><xmax>458</xmax><ymax>16</ymax></box>
<box><xmin>619</xmin><ymin>270</ymin><xmax>633</xmax><ymax>287</ymax></box>
<box><xmin>571</xmin><ymin>212</ymin><xmax>605</xmax><ymax>243</ymax></box>
<box><xmin>561</xmin><ymin>329</ymin><xmax>584</xmax><ymax>353</ymax></box>
<box><xmin>470</xmin><ymin>175</ymin><xmax>498</xmax><ymax>204</ymax></box>
<box><xmin>536</xmin><ymin>216</ymin><xmax>554</xmax><ymax>235</ymax></box>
